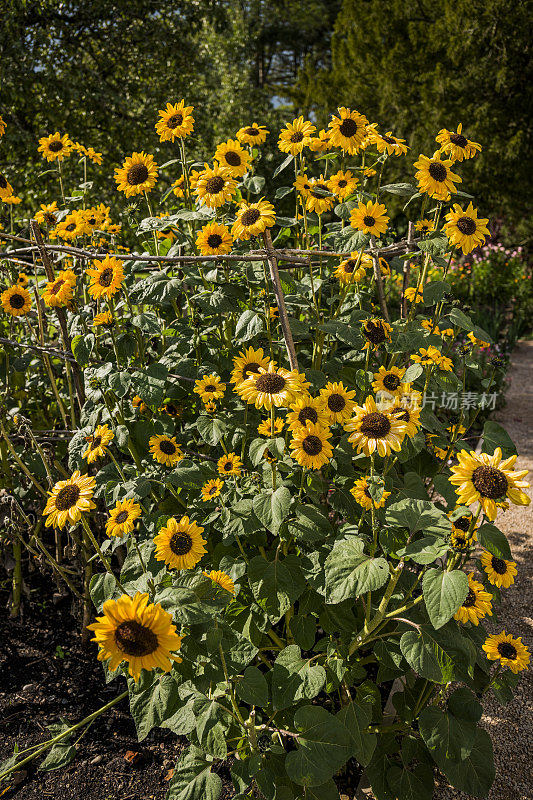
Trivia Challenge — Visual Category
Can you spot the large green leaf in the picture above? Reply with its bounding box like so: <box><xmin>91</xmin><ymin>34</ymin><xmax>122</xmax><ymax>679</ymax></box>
<box><xmin>271</xmin><ymin>645</ymin><xmax>326</xmax><ymax>710</ymax></box>
<box><xmin>252</xmin><ymin>486</ymin><xmax>291</xmax><ymax>533</ymax></box>
<box><xmin>386</xmin><ymin>499</ymin><xmax>451</xmax><ymax>537</ymax></box>
<box><xmin>325</xmin><ymin>538</ymin><xmax>389</xmax><ymax>604</ymax></box>
<box><xmin>166</xmin><ymin>746</ymin><xmax>222</xmax><ymax>800</ymax></box>
<box><xmin>248</xmin><ymin>555</ymin><xmax>305</xmax><ymax>622</ymax></box>
<box><xmin>288</xmin><ymin>503</ymin><xmax>333</xmax><ymax>543</ymax></box>
<box><xmin>234</xmin><ymin>309</ymin><xmax>264</xmax><ymax>342</ymax></box>
<box><xmin>422</xmin><ymin>569</ymin><xmax>468</xmax><ymax>629</ymax></box>
<box><xmin>129</xmin><ymin>673</ymin><xmax>182</xmax><ymax>741</ymax></box>
<box><xmin>481</xmin><ymin>420</ymin><xmax>517</xmax><ymax>458</ymax></box>
<box><xmin>477</xmin><ymin>523</ymin><xmax>512</xmax><ymax>559</ymax></box>
<box><xmin>434</xmin><ymin>728</ymin><xmax>495</xmax><ymax>798</ymax></box>
<box><xmin>236</xmin><ymin>665</ymin><xmax>269</xmax><ymax>706</ymax></box>
<box><xmin>400</xmin><ymin>623</ymin><xmax>473</xmax><ymax>684</ymax></box>
<box><xmin>419</xmin><ymin>688</ymin><xmax>481</xmax><ymax>762</ymax></box>
<box><xmin>336</xmin><ymin>700</ymin><xmax>376</xmax><ymax>766</ymax></box>
<box><xmin>387</xmin><ymin>764</ymin><xmax>434</xmax><ymax>800</ymax></box>
<box><xmin>196</xmin><ymin>415</ymin><xmax>227</xmax><ymax>446</ymax></box>
<box><xmin>285</xmin><ymin>705</ymin><xmax>353</xmax><ymax>787</ymax></box>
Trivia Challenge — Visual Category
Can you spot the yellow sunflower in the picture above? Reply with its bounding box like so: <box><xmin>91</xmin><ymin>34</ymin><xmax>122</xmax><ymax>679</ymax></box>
<box><xmin>231</xmin><ymin>347</ymin><xmax>271</xmax><ymax>386</ymax></box>
<box><xmin>482</xmin><ymin>631</ymin><xmax>530</xmax><ymax>674</ymax></box>
<box><xmin>363</xmin><ymin>167</ymin><xmax>376</xmax><ymax>178</ymax></box>
<box><xmin>454</xmin><ymin>573</ymin><xmax>492</xmax><ymax>626</ymax></box>
<box><xmin>115</xmin><ymin>152</ymin><xmax>158</xmax><ymax>198</ymax></box>
<box><xmin>278</xmin><ymin>116</ymin><xmax>316</xmax><ymax>156</ymax></box>
<box><xmin>305</xmin><ymin>176</ymin><xmax>335</xmax><ymax>215</ymax></box>
<box><xmin>345</xmin><ymin>396</ymin><xmax>406</xmax><ymax>457</ymax></box>
<box><xmin>287</xmin><ymin>396</ymin><xmax>329</xmax><ymax>432</ymax></box>
<box><xmin>411</xmin><ymin>346</ymin><xmax>453</xmax><ymax>371</ymax></box>
<box><xmin>1</xmin><ymin>285</ymin><xmax>32</xmax><ymax>317</ymax></box>
<box><xmin>106</xmin><ymin>498</ymin><xmax>142</xmax><ymax>538</ymax></box>
<box><xmin>0</xmin><ymin>116</ymin><xmax>5</xmax><ymax>136</ymax></box>
<box><xmin>43</xmin><ymin>471</ymin><xmax>96</xmax><ymax>529</ymax></box>
<box><xmin>38</xmin><ymin>132</ymin><xmax>73</xmax><ymax>161</ymax></box>
<box><xmin>449</xmin><ymin>447</ymin><xmax>530</xmax><ymax>522</ymax></box>
<box><xmin>160</xmin><ymin>400</ymin><xmax>182</xmax><ymax>418</ymax></box>
<box><xmin>327</xmin><ymin>169</ymin><xmax>358</xmax><ymax>199</ymax></box>
<box><xmin>194</xmin><ymin>163</ymin><xmax>237</xmax><ymax>208</ymax></box>
<box><xmin>232</xmin><ymin>199</ymin><xmax>276</xmax><ymax>240</ymax></box>
<box><xmin>0</xmin><ymin>173</ymin><xmax>13</xmax><ymax>199</ymax></box>
<box><xmin>217</xmin><ymin>453</ymin><xmax>242</xmax><ymax>477</ymax></box>
<box><xmin>83</xmin><ymin>424</ymin><xmax>114</xmax><ymax>464</ymax></box>
<box><xmin>371</xmin><ymin>129</ymin><xmax>409</xmax><ymax>157</ymax></box>
<box><xmin>93</xmin><ymin>311</ymin><xmax>114</xmax><ymax>327</ymax></box>
<box><xmin>149</xmin><ymin>435</ymin><xmax>184</xmax><ymax>467</ymax></box>
<box><xmin>17</xmin><ymin>273</ymin><xmax>29</xmax><ymax>287</ymax></box>
<box><xmin>362</xmin><ymin>318</ymin><xmax>392</xmax><ymax>349</ymax></box>
<box><xmin>258</xmin><ymin>417</ymin><xmax>285</xmax><ymax>436</ymax></box>
<box><xmin>196</xmin><ymin>222</ymin><xmax>233</xmax><ymax>256</ymax></box>
<box><xmin>388</xmin><ymin>396</ymin><xmax>422</xmax><ymax>439</ymax></box>
<box><xmin>154</xmin><ymin>516</ymin><xmax>207</xmax><ymax>570</ymax></box>
<box><xmin>350</xmin><ymin>200</ymin><xmax>389</xmax><ymax>237</ymax></box>
<box><xmin>350</xmin><ymin>477</ymin><xmax>391</xmax><ymax>510</ymax></box>
<box><xmin>415</xmin><ymin>218</ymin><xmax>434</xmax><ymax>234</ymax></box>
<box><xmin>290</xmin><ymin>422</ymin><xmax>333</xmax><ymax>470</ymax></box>
<box><xmin>335</xmin><ymin>252</ymin><xmax>371</xmax><ymax>286</ymax></box>
<box><xmin>155</xmin><ymin>100</ymin><xmax>194</xmax><ymax>141</ymax></box>
<box><xmin>237</xmin><ymin>363</ymin><xmax>299</xmax><ymax>410</ymax></box>
<box><xmin>201</xmin><ymin>478</ymin><xmax>224</xmax><ymax>502</ymax></box>
<box><xmin>372</xmin><ymin>366</ymin><xmax>407</xmax><ymax>396</ymax></box>
<box><xmin>236</xmin><ymin>123</ymin><xmax>269</xmax><ymax>146</ymax></box>
<box><xmin>203</xmin><ymin>569</ymin><xmax>235</xmax><ymax>595</ymax></box>
<box><xmin>414</xmin><ymin>152</ymin><xmax>461</xmax><ymax>200</ymax></box>
<box><xmin>443</xmin><ymin>202</ymin><xmax>489</xmax><ymax>254</ymax></box>
<box><xmin>294</xmin><ymin>173</ymin><xmax>311</xmax><ymax>198</ymax></box>
<box><xmin>35</xmin><ymin>201</ymin><xmax>59</xmax><ymax>227</ymax></box>
<box><xmin>84</xmin><ymin>146</ymin><xmax>103</xmax><ymax>165</ymax></box>
<box><xmin>328</xmin><ymin>107</ymin><xmax>368</xmax><ymax>153</ymax></box>
<box><xmin>2</xmin><ymin>195</ymin><xmax>22</xmax><ymax>206</ymax></box>
<box><xmin>214</xmin><ymin>139</ymin><xmax>252</xmax><ymax>177</ymax></box>
<box><xmin>55</xmin><ymin>210</ymin><xmax>90</xmax><ymax>241</ymax></box>
<box><xmin>319</xmin><ymin>381</ymin><xmax>356</xmax><ymax>425</ymax></box>
<box><xmin>194</xmin><ymin>375</ymin><xmax>225</xmax><ymax>402</ymax></box>
<box><xmin>87</xmin><ymin>592</ymin><xmax>183</xmax><ymax>682</ymax></box>
<box><xmin>436</xmin><ymin>123</ymin><xmax>482</xmax><ymax>162</ymax></box>
<box><xmin>42</xmin><ymin>269</ymin><xmax>76</xmax><ymax>308</ymax></box>
<box><xmin>308</xmin><ymin>129</ymin><xmax>332</xmax><ymax>152</ymax></box>
<box><xmin>86</xmin><ymin>256</ymin><xmax>124</xmax><ymax>300</ymax></box>
<box><xmin>450</xmin><ymin>527</ymin><xmax>477</xmax><ymax>551</ymax></box>
<box><xmin>480</xmin><ymin>550</ymin><xmax>517</xmax><ymax>589</ymax></box>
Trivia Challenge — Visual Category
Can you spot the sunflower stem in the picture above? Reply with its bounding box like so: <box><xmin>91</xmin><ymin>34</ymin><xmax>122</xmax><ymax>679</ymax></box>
<box><xmin>80</xmin><ymin>515</ymin><xmax>125</xmax><ymax>593</ymax></box>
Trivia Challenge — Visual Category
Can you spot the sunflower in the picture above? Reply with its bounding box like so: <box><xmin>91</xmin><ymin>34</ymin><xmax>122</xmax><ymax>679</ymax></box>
<box><xmin>450</xmin><ymin>527</ymin><xmax>477</xmax><ymax>551</ymax></box>
<box><xmin>0</xmin><ymin>173</ymin><xmax>13</xmax><ymax>200</ymax></box>
<box><xmin>404</xmin><ymin>287</ymin><xmax>424</xmax><ymax>304</ymax></box>
<box><xmin>84</xmin><ymin>146</ymin><xmax>103</xmax><ymax>165</ymax></box>
<box><xmin>203</xmin><ymin>569</ymin><xmax>235</xmax><ymax>595</ymax></box>
<box><xmin>413</xmin><ymin>152</ymin><xmax>461</xmax><ymax>200</ymax></box>
<box><xmin>231</xmin><ymin>347</ymin><xmax>272</xmax><ymax>385</ymax></box>
<box><xmin>160</xmin><ymin>400</ymin><xmax>182</xmax><ymax>418</ymax></box>
<box><xmin>38</xmin><ymin>132</ymin><xmax>73</xmax><ymax>161</ymax></box>
<box><xmin>305</xmin><ymin>177</ymin><xmax>334</xmax><ymax>215</ymax></box>
<box><xmin>443</xmin><ymin>202</ymin><xmax>489</xmax><ymax>254</ymax></box>
<box><xmin>345</xmin><ymin>396</ymin><xmax>406</xmax><ymax>457</ymax></box>
<box><xmin>155</xmin><ymin>100</ymin><xmax>194</xmax><ymax>141</ymax></box>
<box><xmin>55</xmin><ymin>210</ymin><xmax>90</xmax><ymax>241</ymax></box>
<box><xmin>388</xmin><ymin>396</ymin><xmax>422</xmax><ymax>439</ymax></box>
<box><xmin>258</xmin><ymin>417</ymin><xmax>285</xmax><ymax>436</ymax></box>
<box><xmin>87</xmin><ymin>592</ymin><xmax>183</xmax><ymax>682</ymax></box>
<box><xmin>287</xmin><ymin>396</ymin><xmax>329</xmax><ymax>432</ymax></box>
<box><xmin>154</xmin><ymin>516</ymin><xmax>207</xmax><ymax>570</ymax></box>
<box><xmin>2</xmin><ymin>195</ymin><xmax>21</xmax><ymax>206</ymax></box>
<box><xmin>82</xmin><ymin>424</ymin><xmax>114</xmax><ymax>464</ymax></box>
<box><xmin>294</xmin><ymin>173</ymin><xmax>311</xmax><ymax>198</ymax></box>
<box><xmin>217</xmin><ymin>453</ymin><xmax>242</xmax><ymax>477</ymax></box>
<box><xmin>236</xmin><ymin>123</ymin><xmax>269</xmax><ymax>146</ymax></box>
<box><xmin>411</xmin><ymin>346</ymin><xmax>453</xmax><ymax>371</ymax></box>
<box><xmin>480</xmin><ymin>550</ymin><xmax>517</xmax><ymax>589</ymax></box>
<box><xmin>196</xmin><ymin>222</ymin><xmax>233</xmax><ymax>256</ymax></box>
<box><xmin>328</xmin><ymin>107</ymin><xmax>368</xmax><ymax>153</ymax></box>
<box><xmin>232</xmin><ymin>199</ymin><xmax>276</xmax><ymax>240</ymax></box>
<box><xmin>378</xmin><ymin>257</ymin><xmax>391</xmax><ymax>277</ymax></box>
<box><xmin>17</xmin><ymin>273</ymin><xmax>29</xmax><ymax>287</ymax></box>
<box><xmin>449</xmin><ymin>447</ymin><xmax>530</xmax><ymax>521</ymax></box>
<box><xmin>319</xmin><ymin>381</ymin><xmax>356</xmax><ymax>425</ymax></box>
<box><xmin>363</xmin><ymin>167</ymin><xmax>376</xmax><ymax>178</ymax></box>
<box><xmin>415</xmin><ymin>218</ymin><xmax>434</xmax><ymax>234</ymax></box>
<box><xmin>371</xmin><ymin>129</ymin><xmax>409</xmax><ymax>157</ymax></box>
<box><xmin>43</xmin><ymin>471</ymin><xmax>96</xmax><ymax>529</ymax></box>
<box><xmin>335</xmin><ymin>252</ymin><xmax>371</xmax><ymax>286</ymax></box>
<box><xmin>278</xmin><ymin>116</ymin><xmax>316</xmax><ymax>156</ymax></box>
<box><xmin>194</xmin><ymin>375</ymin><xmax>225</xmax><ymax>403</ymax></box>
<box><xmin>214</xmin><ymin>139</ymin><xmax>252</xmax><ymax>177</ymax></box>
<box><xmin>350</xmin><ymin>200</ymin><xmax>389</xmax><ymax>237</ymax></box>
<box><xmin>482</xmin><ymin>631</ymin><xmax>530</xmax><ymax>674</ymax></box>
<box><xmin>42</xmin><ymin>269</ymin><xmax>76</xmax><ymax>308</ymax></box>
<box><xmin>82</xmin><ymin>205</ymin><xmax>107</xmax><ymax>233</ymax></box>
<box><xmin>86</xmin><ymin>256</ymin><xmax>124</xmax><ymax>300</ymax></box>
<box><xmin>467</xmin><ymin>332</ymin><xmax>489</xmax><ymax>348</ymax></box>
<box><xmin>35</xmin><ymin>201</ymin><xmax>59</xmax><ymax>227</ymax></box>
<box><xmin>327</xmin><ymin>169</ymin><xmax>358</xmax><ymax>199</ymax></box>
<box><xmin>106</xmin><ymin>498</ymin><xmax>142</xmax><ymax>538</ymax></box>
<box><xmin>0</xmin><ymin>116</ymin><xmax>5</xmax><ymax>136</ymax></box>
<box><xmin>93</xmin><ymin>311</ymin><xmax>114</xmax><ymax>327</ymax></box>
<box><xmin>201</xmin><ymin>478</ymin><xmax>224</xmax><ymax>502</ymax></box>
<box><xmin>149</xmin><ymin>435</ymin><xmax>184</xmax><ymax>467</ymax></box>
<box><xmin>454</xmin><ymin>573</ymin><xmax>492</xmax><ymax>626</ymax></box>
<box><xmin>436</xmin><ymin>123</ymin><xmax>482</xmax><ymax>162</ymax></box>
<box><xmin>350</xmin><ymin>477</ymin><xmax>391</xmax><ymax>510</ymax></box>
<box><xmin>308</xmin><ymin>129</ymin><xmax>332</xmax><ymax>152</ymax></box>
<box><xmin>194</xmin><ymin>163</ymin><xmax>237</xmax><ymax>209</ymax></box>
<box><xmin>115</xmin><ymin>152</ymin><xmax>158</xmax><ymax>198</ymax></box>
<box><xmin>290</xmin><ymin>422</ymin><xmax>333</xmax><ymax>470</ymax></box>
<box><xmin>1</xmin><ymin>285</ymin><xmax>32</xmax><ymax>317</ymax></box>
<box><xmin>372</xmin><ymin>366</ymin><xmax>407</xmax><ymax>396</ymax></box>
<box><xmin>237</xmin><ymin>363</ymin><xmax>299</xmax><ymax>410</ymax></box>
<box><xmin>362</xmin><ymin>318</ymin><xmax>392</xmax><ymax>349</ymax></box>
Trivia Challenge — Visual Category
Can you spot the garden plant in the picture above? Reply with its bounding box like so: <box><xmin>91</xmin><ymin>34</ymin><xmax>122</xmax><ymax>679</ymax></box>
<box><xmin>0</xmin><ymin>103</ymin><xmax>530</xmax><ymax>800</ymax></box>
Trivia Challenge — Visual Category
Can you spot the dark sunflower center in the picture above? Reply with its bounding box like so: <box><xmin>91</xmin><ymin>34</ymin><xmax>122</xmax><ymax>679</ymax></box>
<box><xmin>383</xmin><ymin>374</ymin><xmax>401</xmax><ymax>390</ymax></box>
<box><xmin>450</xmin><ymin>133</ymin><xmax>468</xmax><ymax>147</ymax></box>
<box><xmin>302</xmin><ymin>434</ymin><xmax>323</xmax><ymax>456</ymax></box>
<box><xmin>454</xmin><ymin>534</ymin><xmax>467</xmax><ymax>547</ymax></box>
<box><xmin>127</xmin><ymin>163</ymin><xmax>149</xmax><ymax>185</ymax></box>
<box><xmin>243</xmin><ymin>362</ymin><xmax>261</xmax><ymax>378</ymax></box>
<box><xmin>337</xmin><ymin>179</ymin><xmax>348</xmax><ymax>187</ymax></box>
<box><xmin>114</xmin><ymin>620</ymin><xmax>158</xmax><ymax>657</ymax></box>
<box><xmin>364</xmin><ymin>322</ymin><xmax>387</xmax><ymax>344</ymax></box>
<box><xmin>207</xmin><ymin>233</ymin><xmax>223</xmax><ymax>248</ymax></box>
<box><xmin>457</xmin><ymin>216</ymin><xmax>477</xmax><ymax>235</ymax></box>
<box><xmin>165</xmin><ymin>404</ymin><xmax>178</xmax><ymax>415</ymax></box>
<box><xmin>327</xmin><ymin>393</ymin><xmax>346</xmax><ymax>413</ymax></box>
<box><xmin>90</xmin><ymin>436</ymin><xmax>102</xmax><ymax>449</ymax></box>
<box><xmin>167</xmin><ymin>113</ymin><xmax>183</xmax><ymax>129</ymax></box>
<box><xmin>170</xmin><ymin>531</ymin><xmax>192</xmax><ymax>555</ymax></box>
<box><xmin>393</xmin><ymin>408</ymin><xmax>410</xmax><ymax>422</ymax></box>
<box><xmin>9</xmin><ymin>292</ymin><xmax>25</xmax><ymax>309</ymax></box>
<box><xmin>45</xmin><ymin>213</ymin><xmax>56</xmax><ymax>225</ymax></box>
<box><xmin>245</xmin><ymin>127</ymin><xmax>259</xmax><ymax>136</ymax></box>
<box><xmin>241</xmin><ymin>208</ymin><xmax>261</xmax><ymax>226</ymax></box>
<box><xmin>344</xmin><ymin>259</ymin><xmax>356</xmax><ymax>273</ymax></box>
<box><xmin>48</xmin><ymin>140</ymin><xmax>64</xmax><ymax>152</ymax></box>
<box><xmin>381</xmin><ymin>135</ymin><xmax>396</xmax><ymax>144</ymax></box>
<box><xmin>159</xmin><ymin>439</ymin><xmax>177</xmax><ymax>455</ymax></box>
<box><xmin>339</xmin><ymin>118</ymin><xmax>359</xmax><ymax>138</ymax></box>
<box><xmin>428</xmin><ymin>162</ymin><xmax>447</xmax><ymax>182</ymax></box>
<box><xmin>472</xmin><ymin>466</ymin><xmax>508</xmax><ymax>499</ymax></box>
<box><xmin>98</xmin><ymin>267</ymin><xmax>114</xmax><ymax>287</ymax></box>
<box><xmin>359</xmin><ymin>412</ymin><xmax>391</xmax><ymax>437</ymax></box>
<box><xmin>223</xmin><ymin>461</ymin><xmax>233</xmax><ymax>471</ymax></box>
<box><xmin>453</xmin><ymin>515</ymin><xmax>472</xmax><ymax>532</ymax></box>
<box><xmin>255</xmin><ymin>373</ymin><xmax>286</xmax><ymax>394</ymax></box>
<box><xmin>0</xmin><ymin>175</ymin><xmax>7</xmax><ymax>188</ymax></box>
<box><xmin>205</xmin><ymin>176</ymin><xmax>225</xmax><ymax>194</ymax></box>
<box><xmin>224</xmin><ymin>150</ymin><xmax>242</xmax><ymax>167</ymax></box>
<box><xmin>204</xmin><ymin>384</ymin><xmax>216</xmax><ymax>392</ymax></box>
<box><xmin>290</xmin><ymin>131</ymin><xmax>304</xmax><ymax>143</ymax></box>
<box><xmin>363</xmin><ymin>215</ymin><xmax>376</xmax><ymax>227</ymax></box>
<box><xmin>115</xmin><ymin>510</ymin><xmax>129</xmax><ymax>524</ymax></box>
<box><xmin>298</xmin><ymin>407</ymin><xmax>318</xmax><ymax>425</ymax></box>
<box><xmin>491</xmin><ymin>556</ymin><xmax>507</xmax><ymax>574</ymax></box>
<box><xmin>208</xmin><ymin>485</ymin><xmax>218</xmax><ymax>495</ymax></box>
<box><xmin>87</xmin><ymin>216</ymin><xmax>96</xmax><ymax>225</ymax></box>
<box><xmin>55</xmin><ymin>484</ymin><xmax>81</xmax><ymax>511</ymax></box>
<box><xmin>497</xmin><ymin>642</ymin><xmax>517</xmax><ymax>660</ymax></box>
<box><xmin>463</xmin><ymin>588</ymin><xmax>476</xmax><ymax>607</ymax></box>
<box><xmin>65</xmin><ymin>223</ymin><xmax>76</xmax><ymax>232</ymax></box>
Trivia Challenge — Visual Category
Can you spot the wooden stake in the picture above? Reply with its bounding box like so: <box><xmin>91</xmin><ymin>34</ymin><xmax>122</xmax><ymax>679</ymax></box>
<box><xmin>262</xmin><ymin>230</ymin><xmax>299</xmax><ymax>371</ymax></box>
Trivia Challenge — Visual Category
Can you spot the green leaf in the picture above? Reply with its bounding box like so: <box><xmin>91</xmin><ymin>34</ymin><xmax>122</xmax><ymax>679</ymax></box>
<box><xmin>290</xmin><ymin>615</ymin><xmax>316</xmax><ymax>650</ymax></box>
<box><xmin>272</xmin><ymin>646</ymin><xmax>326</xmax><ymax>710</ymax></box>
<box><xmin>236</xmin><ymin>665</ymin><xmax>269</xmax><ymax>706</ymax></box>
<box><xmin>422</xmin><ymin>281</ymin><xmax>450</xmax><ymax>305</ymax></box>
<box><xmin>252</xmin><ymin>487</ymin><xmax>291</xmax><ymax>533</ymax></box>
<box><xmin>195</xmin><ymin>699</ymin><xmax>229</xmax><ymax>759</ymax></box>
<box><xmin>477</xmin><ymin>524</ymin><xmax>512</xmax><ymax>559</ymax></box>
<box><xmin>234</xmin><ymin>310</ymin><xmax>264</xmax><ymax>342</ymax></box>
<box><xmin>400</xmin><ymin>623</ymin><xmax>473</xmax><ymax>684</ymax></box>
<box><xmin>166</xmin><ymin>745</ymin><xmax>222</xmax><ymax>800</ymax></box>
<box><xmin>325</xmin><ymin>538</ymin><xmax>389</xmax><ymax>604</ymax></box>
<box><xmin>401</xmin><ymin>537</ymin><xmax>448</xmax><ymax>565</ymax></box>
<box><xmin>302</xmin><ymin>780</ymin><xmax>341</xmax><ymax>800</ymax></box>
<box><xmin>288</xmin><ymin>503</ymin><xmax>333</xmax><ymax>543</ymax></box>
<box><xmin>71</xmin><ymin>333</ymin><xmax>95</xmax><ymax>366</ymax></box>
<box><xmin>386</xmin><ymin>499</ymin><xmax>451</xmax><ymax>537</ymax></box>
<box><xmin>196</xmin><ymin>415</ymin><xmax>227</xmax><ymax>446</ymax></box>
<box><xmin>130</xmin><ymin>363</ymin><xmax>168</xmax><ymax>407</ymax></box>
<box><xmin>248</xmin><ymin>555</ymin><xmax>304</xmax><ymax>622</ymax></box>
<box><xmin>419</xmin><ymin>706</ymin><xmax>476</xmax><ymax>763</ymax></box>
<box><xmin>285</xmin><ymin>705</ymin><xmax>353</xmax><ymax>787</ymax></box>
<box><xmin>422</xmin><ymin>569</ymin><xmax>468</xmax><ymax>629</ymax></box>
<box><xmin>387</xmin><ymin>764</ymin><xmax>434</xmax><ymax>800</ymax></box>
<box><xmin>434</xmin><ymin>728</ymin><xmax>495</xmax><ymax>797</ymax></box>
<box><xmin>273</xmin><ymin>154</ymin><xmax>294</xmax><ymax>177</ymax></box>
<box><xmin>403</xmin><ymin>363</ymin><xmax>423</xmax><ymax>383</ymax></box>
<box><xmin>336</xmin><ymin>700</ymin><xmax>376</xmax><ymax>766</ymax></box>
<box><xmin>38</xmin><ymin>743</ymin><xmax>76</xmax><ymax>772</ymax></box>
<box><xmin>380</xmin><ymin>182</ymin><xmax>417</xmax><ymax>196</ymax></box>
<box><xmin>129</xmin><ymin>672</ymin><xmax>182</xmax><ymax>741</ymax></box>
<box><xmin>243</xmin><ymin>174</ymin><xmax>265</xmax><ymax>194</ymax></box>
<box><xmin>89</xmin><ymin>572</ymin><xmax>118</xmax><ymax>611</ymax></box>
<box><xmin>416</xmin><ymin>232</ymin><xmax>448</xmax><ymax>255</ymax></box>
<box><xmin>482</xmin><ymin>420</ymin><xmax>517</xmax><ymax>458</ymax></box>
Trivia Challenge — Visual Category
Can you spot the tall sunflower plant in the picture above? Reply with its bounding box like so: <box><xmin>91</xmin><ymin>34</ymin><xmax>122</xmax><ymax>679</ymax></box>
<box><xmin>0</xmin><ymin>108</ymin><xmax>530</xmax><ymax>800</ymax></box>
